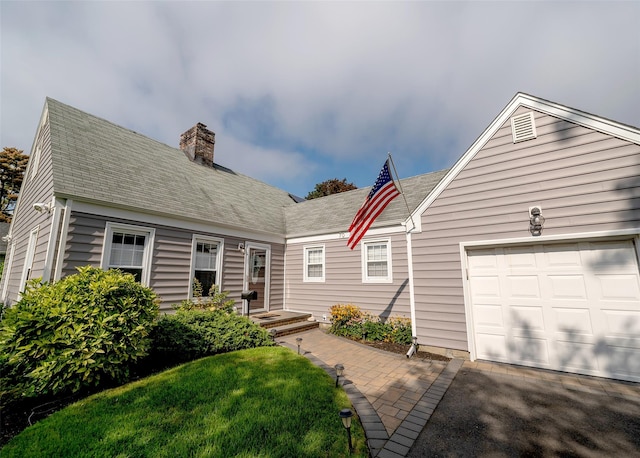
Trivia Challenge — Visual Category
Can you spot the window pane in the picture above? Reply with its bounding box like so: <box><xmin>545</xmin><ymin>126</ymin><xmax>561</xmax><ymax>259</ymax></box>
<box><xmin>307</xmin><ymin>264</ymin><xmax>323</xmax><ymax>278</ymax></box>
<box><xmin>110</xmin><ymin>247</ymin><xmax>122</xmax><ymax>266</ymax></box>
<box><xmin>195</xmin><ymin>270</ymin><xmax>216</xmax><ymax>297</ymax></box>
<box><xmin>367</xmin><ymin>262</ymin><xmax>388</xmax><ymax>277</ymax></box>
<box><xmin>367</xmin><ymin>244</ymin><xmax>387</xmax><ymax>262</ymax></box>
<box><xmin>119</xmin><ymin>268</ymin><xmax>142</xmax><ymax>283</ymax></box>
<box><xmin>195</xmin><ymin>242</ymin><xmax>218</xmax><ymax>270</ymax></box>
<box><xmin>366</xmin><ymin>242</ymin><xmax>388</xmax><ymax>278</ymax></box>
<box><xmin>307</xmin><ymin>249</ymin><xmax>322</xmax><ymax>264</ymax></box>
<box><xmin>132</xmin><ymin>244</ymin><xmax>144</xmax><ymax>266</ymax></box>
<box><xmin>109</xmin><ymin>231</ymin><xmax>146</xmax><ymax>268</ymax></box>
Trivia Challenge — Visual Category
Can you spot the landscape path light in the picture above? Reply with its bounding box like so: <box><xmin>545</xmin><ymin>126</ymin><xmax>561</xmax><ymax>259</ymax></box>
<box><xmin>339</xmin><ymin>408</ymin><xmax>354</xmax><ymax>453</ymax></box>
<box><xmin>335</xmin><ymin>364</ymin><xmax>344</xmax><ymax>387</ymax></box>
<box><xmin>296</xmin><ymin>337</ymin><xmax>303</xmax><ymax>355</ymax></box>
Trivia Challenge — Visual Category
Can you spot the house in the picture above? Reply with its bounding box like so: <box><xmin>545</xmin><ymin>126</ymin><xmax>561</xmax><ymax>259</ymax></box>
<box><xmin>2</xmin><ymin>93</ymin><xmax>639</xmax><ymax>382</ymax></box>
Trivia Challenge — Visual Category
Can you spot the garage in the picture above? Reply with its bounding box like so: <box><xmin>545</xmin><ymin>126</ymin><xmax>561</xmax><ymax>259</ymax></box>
<box><xmin>466</xmin><ymin>238</ymin><xmax>640</xmax><ymax>382</ymax></box>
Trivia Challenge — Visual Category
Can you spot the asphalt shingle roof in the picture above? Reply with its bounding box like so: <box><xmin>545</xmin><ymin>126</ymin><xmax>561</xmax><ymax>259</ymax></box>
<box><xmin>46</xmin><ymin>98</ymin><xmax>448</xmax><ymax>238</ymax></box>
<box><xmin>47</xmin><ymin>98</ymin><xmax>296</xmax><ymax>235</ymax></box>
<box><xmin>283</xmin><ymin>169</ymin><xmax>448</xmax><ymax>237</ymax></box>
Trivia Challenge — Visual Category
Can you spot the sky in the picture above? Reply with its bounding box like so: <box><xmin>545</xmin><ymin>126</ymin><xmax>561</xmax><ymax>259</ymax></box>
<box><xmin>1</xmin><ymin>1</ymin><xmax>639</xmax><ymax>198</ymax></box>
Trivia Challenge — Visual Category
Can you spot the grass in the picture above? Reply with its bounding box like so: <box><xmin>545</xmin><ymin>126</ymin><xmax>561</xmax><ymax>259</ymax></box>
<box><xmin>2</xmin><ymin>346</ymin><xmax>367</xmax><ymax>457</ymax></box>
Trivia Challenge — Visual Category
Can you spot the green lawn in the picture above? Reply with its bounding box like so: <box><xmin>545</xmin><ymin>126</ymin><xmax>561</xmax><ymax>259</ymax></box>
<box><xmin>2</xmin><ymin>346</ymin><xmax>367</xmax><ymax>457</ymax></box>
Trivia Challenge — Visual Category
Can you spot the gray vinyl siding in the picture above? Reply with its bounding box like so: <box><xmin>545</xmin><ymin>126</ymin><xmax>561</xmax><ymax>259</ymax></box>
<box><xmin>62</xmin><ymin>212</ymin><xmax>285</xmax><ymax>312</ymax></box>
<box><xmin>285</xmin><ymin>232</ymin><xmax>411</xmax><ymax>321</ymax></box>
<box><xmin>1</xmin><ymin>110</ymin><xmax>56</xmax><ymax>303</ymax></box>
<box><xmin>270</xmin><ymin>244</ymin><xmax>285</xmax><ymax>311</ymax></box>
<box><xmin>412</xmin><ymin>107</ymin><xmax>640</xmax><ymax>351</ymax></box>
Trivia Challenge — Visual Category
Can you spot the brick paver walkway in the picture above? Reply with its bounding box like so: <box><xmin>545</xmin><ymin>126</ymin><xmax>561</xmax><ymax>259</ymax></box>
<box><xmin>279</xmin><ymin>329</ymin><xmax>461</xmax><ymax>457</ymax></box>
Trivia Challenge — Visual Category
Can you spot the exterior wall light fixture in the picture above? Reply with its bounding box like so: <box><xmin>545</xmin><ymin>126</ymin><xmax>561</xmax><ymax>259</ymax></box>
<box><xmin>529</xmin><ymin>206</ymin><xmax>545</xmax><ymax>236</ymax></box>
<box><xmin>33</xmin><ymin>202</ymin><xmax>53</xmax><ymax>213</ymax></box>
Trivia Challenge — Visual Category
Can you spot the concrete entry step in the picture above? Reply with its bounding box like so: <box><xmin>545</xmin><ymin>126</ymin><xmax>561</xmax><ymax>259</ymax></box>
<box><xmin>250</xmin><ymin>311</ymin><xmax>319</xmax><ymax>337</ymax></box>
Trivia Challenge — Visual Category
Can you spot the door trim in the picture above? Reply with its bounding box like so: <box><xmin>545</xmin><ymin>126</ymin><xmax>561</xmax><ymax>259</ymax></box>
<box><xmin>243</xmin><ymin>242</ymin><xmax>271</xmax><ymax>313</ymax></box>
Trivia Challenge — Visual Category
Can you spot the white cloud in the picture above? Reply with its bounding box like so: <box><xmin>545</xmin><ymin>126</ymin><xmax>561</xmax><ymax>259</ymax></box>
<box><xmin>1</xmin><ymin>1</ymin><xmax>638</xmax><ymax>196</ymax></box>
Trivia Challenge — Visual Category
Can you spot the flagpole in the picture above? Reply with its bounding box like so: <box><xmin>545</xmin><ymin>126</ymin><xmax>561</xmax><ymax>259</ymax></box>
<box><xmin>387</xmin><ymin>153</ymin><xmax>419</xmax><ymax>341</ymax></box>
<box><xmin>387</xmin><ymin>153</ymin><xmax>416</xmax><ymax>231</ymax></box>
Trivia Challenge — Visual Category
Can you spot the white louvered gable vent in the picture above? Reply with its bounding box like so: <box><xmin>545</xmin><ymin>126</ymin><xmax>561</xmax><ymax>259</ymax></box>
<box><xmin>510</xmin><ymin>112</ymin><xmax>537</xmax><ymax>143</ymax></box>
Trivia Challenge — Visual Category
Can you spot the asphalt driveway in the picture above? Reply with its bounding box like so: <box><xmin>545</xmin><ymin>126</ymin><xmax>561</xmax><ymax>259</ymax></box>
<box><xmin>407</xmin><ymin>365</ymin><xmax>640</xmax><ymax>457</ymax></box>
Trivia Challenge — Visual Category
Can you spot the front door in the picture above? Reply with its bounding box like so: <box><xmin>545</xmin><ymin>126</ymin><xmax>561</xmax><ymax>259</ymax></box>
<box><xmin>244</xmin><ymin>243</ymin><xmax>270</xmax><ymax>314</ymax></box>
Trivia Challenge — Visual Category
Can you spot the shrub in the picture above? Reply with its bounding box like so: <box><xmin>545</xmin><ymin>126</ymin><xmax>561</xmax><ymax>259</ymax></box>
<box><xmin>148</xmin><ymin>309</ymin><xmax>274</xmax><ymax>365</ymax></box>
<box><xmin>328</xmin><ymin>303</ymin><xmax>363</xmax><ymax>337</ymax></box>
<box><xmin>0</xmin><ymin>266</ymin><xmax>159</xmax><ymax>401</ymax></box>
<box><xmin>328</xmin><ymin>303</ymin><xmax>413</xmax><ymax>344</ymax></box>
<box><xmin>363</xmin><ymin>316</ymin><xmax>392</xmax><ymax>342</ymax></box>
<box><xmin>387</xmin><ymin>316</ymin><xmax>413</xmax><ymax>344</ymax></box>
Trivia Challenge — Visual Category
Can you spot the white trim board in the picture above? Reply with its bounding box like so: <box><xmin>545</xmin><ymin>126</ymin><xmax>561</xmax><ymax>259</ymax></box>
<box><xmin>287</xmin><ymin>224</ymin><xmax>404</xmax><ymax>245</ymax></box>
<box><xmin>69</xmin><ymin>199</ymin><xmax>286</xmax><ymax>245</ymax></box>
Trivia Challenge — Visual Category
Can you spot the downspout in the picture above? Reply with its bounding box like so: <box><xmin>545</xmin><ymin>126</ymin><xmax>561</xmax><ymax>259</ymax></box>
<box><xmin>42</xmin><ymin>197</ymin><xmax>63</xmax><ymax>282</ymax></box>
<box><xmin>405</xmin><ymin>225</ymin><xmax>418</xmax><ymax>358</ymax></box>
<box><xmin>53</xmin><ymin>199</ymin><xmax>72</xmax><ymax>281</ymax></box>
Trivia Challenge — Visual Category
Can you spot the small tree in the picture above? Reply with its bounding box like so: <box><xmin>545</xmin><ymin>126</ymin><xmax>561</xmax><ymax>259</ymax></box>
<box><xmin>305</xmin><ymin>178</ymin><xmax>357</xmax><ymax>200</ymax></box>
<box><xmin>0</xmin><ymin>147</ymin><xmax>30</xmax><ymax>223</ymax></box>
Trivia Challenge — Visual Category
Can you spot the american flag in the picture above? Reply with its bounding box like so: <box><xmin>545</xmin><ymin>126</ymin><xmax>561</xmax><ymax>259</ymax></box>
<box><xmin>347</xmin><ymin>160</ymin><xmax>400</xmax><ymax>249</ymax></box>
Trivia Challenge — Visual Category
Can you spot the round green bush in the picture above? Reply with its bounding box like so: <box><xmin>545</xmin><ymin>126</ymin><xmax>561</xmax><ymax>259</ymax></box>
<box><xmin>0</xmin><ymin>266</ymin><xmax>159</xmax><ymax>400</ymax></box>
<box><xmin>148</xmin><ymin>309</ymin><xmax>274</xmax><ymax>365</ymax></box>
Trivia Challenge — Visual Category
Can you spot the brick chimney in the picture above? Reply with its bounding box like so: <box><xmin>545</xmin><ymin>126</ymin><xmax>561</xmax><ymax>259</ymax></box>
<box><xmin>180</xmin><ymin>123</ymin><xmax>215</xmax><ymax>167</ymax></box>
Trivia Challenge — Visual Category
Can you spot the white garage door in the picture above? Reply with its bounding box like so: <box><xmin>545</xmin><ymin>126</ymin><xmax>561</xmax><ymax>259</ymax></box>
<box><xmin>467</xmin><ymin>239</ymin><xmax>640</xmax><ymax>382</ymax></box>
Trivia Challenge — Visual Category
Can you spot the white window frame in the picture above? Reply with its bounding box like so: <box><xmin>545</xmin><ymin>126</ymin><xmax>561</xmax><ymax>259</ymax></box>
<box><xmin>101</xmin><ymin>222</ymin><xmax>155</xmax><ymax>286</ymax></box>
<box><xmin>303</xmin><ymin>245</ymin><xmax>325</xmax><ymax>282</ymax></box>
<box><xmin>361</xmin><ymin>238</ymin><xmax>393</xmax><ymax>283</ymax></box>
<box><xmin>189</xmin><ymin>235</ymin><xmax>224</xmax><ymax>298</ymax></box>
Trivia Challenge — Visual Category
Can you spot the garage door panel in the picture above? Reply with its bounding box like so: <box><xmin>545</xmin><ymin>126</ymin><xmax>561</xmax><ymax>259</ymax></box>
<box><xmin>509</xmin><ymin>336</ymin><xmax>550</xmax><ymax>365</ymax></box>
<box><xmin>595</xmin><ymin>274</ymin><xmax>640</xmax><ymax>301</ymax></box>
<box><xmin>596</xmin><ymin>345</ymin><xmax>640</xmax><ymax>380</ymax></box>
<box><xmin>470</xmin><ymin>275</ymin><xmax>501</xmax><ymax>298</ymax></box>
<box><xmin>467</xmin><ymin>249</ymin><xmax>499</xmax><ymax>269</ymax></box>
<box><xmin>510</xmin><ymin>305</ymin><xmax>546</xmax><ymax>334</ymax></box>
<box><xmin>503</xmin><ymin>248</ymin><xmax>537</xmax><ymax>268</ymax></box>
<box><xmin>505</xmin><ymin>275</ymin><xmax>540</xmax><ymax>298</ymax></box>
<box><xmin>588</xmin><ymin>240</ymin><xmax>638</xmax><ymax>268</ymax></box>
<box><xmin>556</xmin><ymin>341</ymin><xmax>600</xmax><ymax>372</ymax></box>
<box><xmin>602</xmin><ymin>310</ymin><xmax>640</xmax><ymax>338</ymax></box>
<box><xmin>544</xmin><ymin>243</ymin><xmax>582</xmax><ymax>267</ymax></box>
<box><xmin>553</xmin><ymin>308</ymin><xmax>594</xmax><ymax>335</ymax></box>
<box><xmin>473</xmin><ymin>304</ymin><xmax>504</xmax><ymax>329</ymax></box>
<box><xmin>467</xmin><ymin>238</ymin><xmax>640</xmax><ymax>382</ymax></box>
<box><xmin>547</xmin><ymin>275</ymin><xmax>588</xmax><ymax>300</ymax></box>
<box><xmin>476</xmin><ymin>334</ymin><xmax>509</xmax><ymax>361</ymax></box>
